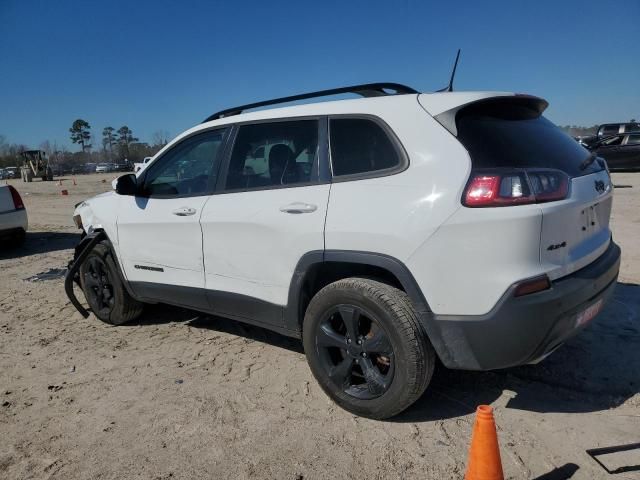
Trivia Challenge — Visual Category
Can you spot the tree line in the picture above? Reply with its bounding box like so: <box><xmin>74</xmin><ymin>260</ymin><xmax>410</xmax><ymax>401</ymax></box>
<box><xmin>0</xmin><ymin>119</ymin><xmax>171</xmax><ymax>170</ymax></box>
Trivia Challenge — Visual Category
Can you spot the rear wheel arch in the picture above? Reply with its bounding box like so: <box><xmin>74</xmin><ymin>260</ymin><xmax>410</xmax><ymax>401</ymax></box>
<box><xmin>285</xmin><ymin>250</ymin><xmax>433</xmax><ymax>334</ymax></box>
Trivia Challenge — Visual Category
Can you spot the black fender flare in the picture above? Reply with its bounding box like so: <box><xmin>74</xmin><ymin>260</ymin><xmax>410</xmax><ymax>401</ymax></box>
<box><xmin>284</xmin><ymin>250</ymin><xmax>452</xmax><ymax>364</ymax></box>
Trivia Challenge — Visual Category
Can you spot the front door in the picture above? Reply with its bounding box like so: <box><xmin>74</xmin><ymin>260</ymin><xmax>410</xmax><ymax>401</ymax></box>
<box><xmin>117</xmin><ymin>128</ymin><xmax>229</xmax><ymax>308</ymax></box>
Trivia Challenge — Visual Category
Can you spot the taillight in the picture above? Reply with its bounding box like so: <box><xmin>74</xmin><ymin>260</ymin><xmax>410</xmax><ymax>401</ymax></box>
<box><xmin>463</xmin><ymin>169</ymin><xmax>569</xmax><ymax>207</ymax></box>
<box><xmin>8</xmin><ymin>185</ymin><xmax>24</xmax><ymax>210</ymax></box>
<box><xmin>527</xmin><ymin>170</ymin><xmax>568</xmax><ymax>202</ymax></box>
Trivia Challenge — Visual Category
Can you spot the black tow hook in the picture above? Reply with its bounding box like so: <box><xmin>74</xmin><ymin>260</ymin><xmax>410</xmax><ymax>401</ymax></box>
<box><xmin>64</xmin><ymin>230</ymin><xmax>107</xmax><ymax>318</ymax></box>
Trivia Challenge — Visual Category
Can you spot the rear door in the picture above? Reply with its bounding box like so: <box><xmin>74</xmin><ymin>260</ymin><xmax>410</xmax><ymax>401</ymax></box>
<box><xmin>596</xmin><ymin>135</ymin><xmax>625</xmax><ymax>168</ymax></box>
<box><xmin>200</xmin><ymin>119</ymin><xmax>329</xmax><ymax>327</ymax></box>
<box><xmin>117</xmin><ymin>128</ymin><xmax>228</xmax><ymax>306</ymax></box>
<box><xmin>618</xmin><ymin>134</ymin><xmax>640</xmax><ymax>169</ymax></box>
<box><xmin>538</xmin><ymin>170</ymin><xmax>612</xmax><ymax>279</ymax></box>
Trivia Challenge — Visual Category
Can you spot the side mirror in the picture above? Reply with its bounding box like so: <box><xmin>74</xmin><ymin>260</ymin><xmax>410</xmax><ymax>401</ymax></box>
<box><xmin>115</xmin><ymin>173</ymin><xmax>137</xmax><ymax>196</ymax></box>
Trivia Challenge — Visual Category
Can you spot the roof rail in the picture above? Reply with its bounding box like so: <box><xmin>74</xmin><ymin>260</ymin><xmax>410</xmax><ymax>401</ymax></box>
<box><xmin>202</xmin><ymin>82</ymin><xmax>418</xmax><ymax>123</ymax></box>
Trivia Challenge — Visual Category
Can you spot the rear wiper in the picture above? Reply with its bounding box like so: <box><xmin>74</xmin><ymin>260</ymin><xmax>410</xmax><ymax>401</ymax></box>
<box><xmin>580</xmin><ymin>151</ymin><xmax>598</xmax><ymax>171</ymax></box>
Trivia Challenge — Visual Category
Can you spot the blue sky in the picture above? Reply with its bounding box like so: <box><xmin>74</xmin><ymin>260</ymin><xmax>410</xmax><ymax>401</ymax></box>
<box><xmin>1</xmin><ymin>0</ymin><xmax>638</xmax><ymax>149</ymax></box>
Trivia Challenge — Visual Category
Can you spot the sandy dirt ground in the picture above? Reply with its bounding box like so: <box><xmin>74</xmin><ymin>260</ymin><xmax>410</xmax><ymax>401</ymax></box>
<box><xmin>1</xmin><ymin>172</ymin><xmax>638</xmax><ymax>480</ymax></box>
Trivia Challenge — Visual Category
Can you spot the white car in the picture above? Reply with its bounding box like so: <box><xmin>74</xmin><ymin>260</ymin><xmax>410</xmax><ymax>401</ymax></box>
<box><xmin>133</xmin><ymin>157</ymin><xmax>153</xmax><ymax>173</ymax></box>
<box><xmin>4</xmin><ymin>167</ymin><xmax>19</xmax><ymax>179</ymax></box>
<box><xmin>66</xmin><ymin>83</ymin><xmax>620</xmax><ymax>419</ymax></box>
<box><xmin>0</xmin><ymin>184</ymin><xmax>28</xmax><ymax>245</ymax></box>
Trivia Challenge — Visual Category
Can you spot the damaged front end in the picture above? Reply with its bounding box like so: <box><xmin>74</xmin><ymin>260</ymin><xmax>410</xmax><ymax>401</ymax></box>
<box><xmin>64</xmin><ymin>230</ymin><xmax>107</xmax><ymax>318</ymax></box>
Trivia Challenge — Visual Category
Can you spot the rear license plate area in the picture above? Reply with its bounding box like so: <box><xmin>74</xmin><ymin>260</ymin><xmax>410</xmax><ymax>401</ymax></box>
<box><xmin>575</xmin><ymin>298</ymin><xmax>603</xmax><ymax>328</ymax></box>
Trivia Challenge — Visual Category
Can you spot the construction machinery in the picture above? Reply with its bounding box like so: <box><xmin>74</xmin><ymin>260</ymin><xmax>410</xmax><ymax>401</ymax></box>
<box><xmin>20</xmin><ymin>150</ymin><xmax>54</xmax><ymax>182</ymax></box>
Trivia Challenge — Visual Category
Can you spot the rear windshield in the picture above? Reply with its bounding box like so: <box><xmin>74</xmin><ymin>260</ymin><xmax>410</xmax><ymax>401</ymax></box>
<box><xmin>456</xmin><ymin>98</ymin><xmax>604</xmax><ymax>177</ymax></box>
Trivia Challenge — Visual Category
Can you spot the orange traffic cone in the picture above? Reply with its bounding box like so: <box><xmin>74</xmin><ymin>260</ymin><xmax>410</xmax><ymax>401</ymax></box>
<box><xmin>465</xmin><ymin>405</ymin><xmax>504</xmax><ymax>480</ymax></box>
<box><xmin>60</xmin><ymin>189</ymin><xmax>68</xmax><ymax>196</ymax></box>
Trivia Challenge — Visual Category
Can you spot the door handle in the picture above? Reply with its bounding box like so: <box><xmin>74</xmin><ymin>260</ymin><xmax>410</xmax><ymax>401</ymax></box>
<box><xmin>172</xmin><ymin>207</ymin><xmax>197</xmax><ymax>216</ymax></box>
<box><xmin>279</xmin><ymin>202</ymin><xmax>318</xmax><ymax>214</ymax></box>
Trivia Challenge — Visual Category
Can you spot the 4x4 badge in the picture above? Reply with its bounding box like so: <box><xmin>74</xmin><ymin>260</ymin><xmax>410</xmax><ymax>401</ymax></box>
<box><xmin>594</xmin><ymin>180</ymin><xmax>606</xmax><ymax>194</ymax></box>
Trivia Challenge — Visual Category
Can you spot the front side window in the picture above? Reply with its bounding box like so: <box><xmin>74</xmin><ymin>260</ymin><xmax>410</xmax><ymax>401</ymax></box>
<box><xmin>144</xmin><ymin>129</ymin><xmax>227</xmax><ymax>197</ymax></box>
<box><xmin>600</xmin><ymin>135</ymin><xmax>623</xmax><ymax>147</ymax></box>
<box><xmin>225</xmin><ymin>120</ymin><xmax>319</xmax><ymax>190</ymax></box>
<box><xmin>330</xmin><ymin>118</ymin><xmax>402</xmax><ymax>177</ymax></box>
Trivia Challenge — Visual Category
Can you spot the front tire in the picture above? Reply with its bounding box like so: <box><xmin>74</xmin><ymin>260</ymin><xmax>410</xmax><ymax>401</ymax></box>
<box><xmin>79</xmin><ymin>241</ymin><xmax>143</xmax><ymax>325</ymax></box>
<box><xmin>303</xmin><ymin>278</ymin><xmax>435</xmax><ymax>419</ymax></box>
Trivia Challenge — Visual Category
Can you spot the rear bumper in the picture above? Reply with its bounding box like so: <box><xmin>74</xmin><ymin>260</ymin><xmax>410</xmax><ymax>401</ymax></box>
<box><xmin>0</xmin><ymin>208</ymin><xmax>28</xmax><ymax>236</ymax></box>
<box><xmin>431</xmin><ymin>241</ymin><xmax>621</xmax><ymax>370</ymax></box>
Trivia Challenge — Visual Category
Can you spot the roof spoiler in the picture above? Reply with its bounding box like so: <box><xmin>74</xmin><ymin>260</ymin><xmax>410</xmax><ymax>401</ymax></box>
<box><xmin>432</xmin><ymin>94</ymin><xmax>549</xmax><ymax>136</ymax></box>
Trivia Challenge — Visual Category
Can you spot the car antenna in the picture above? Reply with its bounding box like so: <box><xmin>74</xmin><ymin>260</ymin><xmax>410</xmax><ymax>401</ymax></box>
<box><xmin>437</xmin><ymin>49</ymin><xmax>461</xmax><ymax>92</ymax></box>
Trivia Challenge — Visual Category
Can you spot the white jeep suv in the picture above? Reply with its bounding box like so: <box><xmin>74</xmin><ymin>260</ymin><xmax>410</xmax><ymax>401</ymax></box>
<box><xmin>66</xmin><ymin>83</ymin><xmax>620</xmax><ymax>419</ymax></box>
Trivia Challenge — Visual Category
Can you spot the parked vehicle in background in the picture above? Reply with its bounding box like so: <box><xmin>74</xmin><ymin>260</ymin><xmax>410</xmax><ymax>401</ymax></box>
<box><xmin>67</xmin><ymin>83</ymin><xmax>620</xmax><ymax>419</ymax></box>
<box><xmin>114</xmin><ymin>163</ymin><xmax>132</xmax><ymax>172</ymax></box>
<box><xmin>576</xmin><ymin>135</ymin><xmax>599</xmax><ymax>148</ymax></box>
<box><xmin>5</xmin><ymin>167</ymin><xmax>19</xmax><ymax>179</ymax></box>
<box><xmin>597</xmin><ymin>123</ymin><xmax>640</xmax><ymax>138</ymax></box>
<box><xmin>133</xmin><ymin>156</ymin><xmax>153</xmax><ymax>173</ymax></box>
<box><xmin>0</xmin><ymin>169</ymin><xmax>6</xmax><ymax>180</ymax></box>
<box><xmin>95</xmin><ymin>163</ymin><xmax>112</xmax><ymax>173</ymax></box>
<box><xmin>20</xmin><ymin>150</ymin><xmax>54</xmax><ymax>182</ymax></box>
<box><xmin>0</xmin><ymin>184</ymin><xmax>28</xmax><ymax>246</ymax></box>
<box><xmin>589</xmin><ymin>133</ymin><xmax>640</xmax><ymax>171</ymax></box>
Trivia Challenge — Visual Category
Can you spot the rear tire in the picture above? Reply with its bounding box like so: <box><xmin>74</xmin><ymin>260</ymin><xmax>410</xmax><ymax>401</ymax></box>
<box><xmin>303</xmin><ymin>277</ymin><xmax>435</xmax><ymax>419</ymax></box>
<box><xmin>79</xmin><ymin>241</ymin><xmax>143</xmax><ymax>325</ymax></box>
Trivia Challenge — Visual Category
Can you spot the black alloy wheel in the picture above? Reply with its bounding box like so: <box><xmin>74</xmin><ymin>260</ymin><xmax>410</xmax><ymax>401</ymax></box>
<box><xmin>316</xmin><ymin>304</ymin><xmax>394</xmax><ymax>399</ymax></box>
<box><xmin>83</xmin><ymin>256</ymin><xmax>116</xmax><ymax>316</ymax></box>
<box><xmin>79</xmin><ymin>240</ymin><xmax>144</xmax><ymax>325</ymax></box>
<box><xmin>303</xmin><ymin>277</ymin><xmax>435</xmax><ymax>419</ymax></box>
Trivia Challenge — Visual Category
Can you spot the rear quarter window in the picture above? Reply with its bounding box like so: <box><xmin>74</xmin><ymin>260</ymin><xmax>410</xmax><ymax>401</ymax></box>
<box><xmin>330</xmin><ymin>117</ymin><xmax>405</xmax><ymax>178</ymax></box>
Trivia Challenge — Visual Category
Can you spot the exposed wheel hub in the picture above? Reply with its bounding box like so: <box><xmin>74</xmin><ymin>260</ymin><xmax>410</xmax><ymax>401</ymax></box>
<box><xmin>346</xmin><ymin>341</ymin><xmax>364</xmax><ymax>358</ymax></box>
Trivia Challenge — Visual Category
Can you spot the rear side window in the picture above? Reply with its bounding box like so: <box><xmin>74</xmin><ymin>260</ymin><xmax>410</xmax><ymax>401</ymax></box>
<box><xmin>601</xmin><ymin>136</ymin><xmax>623</xmax><ymax>146</ymax></box>
<box><xmin>225</xmin><ymin>120</ymin><xmax>318</xmax><ymax>190</ymax></box>
<box><xmin>456</xmin><ymin>99</ymin><xmax>604</xmax><ymax>177</ymax></box>
<box><xmin>626</xmin><ymin>134</ymin><xmax>640</xmax><ymax>145</ymax></box>
<box><xmin>330</xmin><ymin>118</ymin><xmax>403</xmax><ymax>177</ymax></box>
<box><xmin>621</xmin><ymin>123</ymin><xmax>640</xmax><ymax>134</ymax></box>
